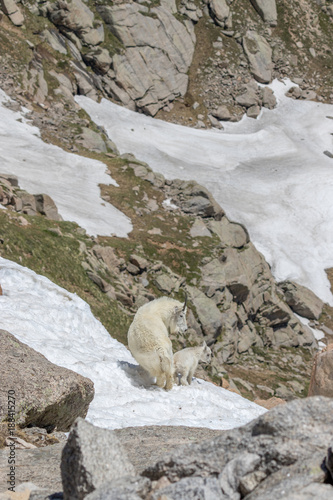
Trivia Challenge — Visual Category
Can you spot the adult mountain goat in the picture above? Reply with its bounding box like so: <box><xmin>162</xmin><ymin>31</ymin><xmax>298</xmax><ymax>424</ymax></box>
<box><xmin>128</xmin><ymin>296</ymin><xmax>188</xmax><ymax>390</ymax></box>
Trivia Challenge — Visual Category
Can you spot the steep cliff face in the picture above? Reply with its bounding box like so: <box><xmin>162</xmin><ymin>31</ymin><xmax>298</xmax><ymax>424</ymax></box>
<box><xmin>1</xmin><ymin>0</ymin><xmax>332</xmax><ymax>119</ymax></box>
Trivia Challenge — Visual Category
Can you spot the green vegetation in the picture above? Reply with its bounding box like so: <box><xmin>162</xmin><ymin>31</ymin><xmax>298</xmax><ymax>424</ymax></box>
<box><xmin>0</xmin><ymin>211</ymin><xmax>131</xmax><ymax>345</ymax></box>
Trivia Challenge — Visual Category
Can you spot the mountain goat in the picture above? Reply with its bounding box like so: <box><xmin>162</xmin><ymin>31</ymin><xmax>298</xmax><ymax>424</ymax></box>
<box><xmin>174</xmin><ymin>341</ymin><xmax>212</xmax><ymax>386</ymax></box>
<box><xmin>128</xmin><ymin>296</ymin><xmax>188</xmax><ymax>391</ymax></box>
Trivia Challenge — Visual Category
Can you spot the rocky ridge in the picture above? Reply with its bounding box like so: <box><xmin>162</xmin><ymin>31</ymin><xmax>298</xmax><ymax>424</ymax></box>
<box><xmin>0</xmin><ymin>0</ymin><xmax>333</xmax><ymax>125</ymax></box>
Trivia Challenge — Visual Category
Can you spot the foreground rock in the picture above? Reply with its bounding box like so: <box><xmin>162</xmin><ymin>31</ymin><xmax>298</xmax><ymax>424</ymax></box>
<box><xmin>0</xmin><ymin>330</ymin><xmax>94</xmax><ymax>431</ymax></box>
<box><xmin>143</xmin><ymin>397</ymin><xmax>333</xmax><ymax>499</ymax></box>
<box><xmin>308</xmin><ymin>344</ymin><xmax>333</xmax><ymax>397</ymax></box>
<box><xmin>61</xmin><ymin>418</ymin><xmax>135</xmax><ymax>500</ymax></box>
<box><xmin>55</xmin><ymin>398</ymin><xmax>333</xmax><ymax>499</ymax></box>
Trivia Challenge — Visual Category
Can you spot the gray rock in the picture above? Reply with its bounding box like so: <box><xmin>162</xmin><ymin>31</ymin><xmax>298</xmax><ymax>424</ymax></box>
<box><xmin>71</xmin><ymin>62</ymin><xmax>99</xmax><ymax>100</ymax></box>
<box><xmin>0</xmin><ymin>330</ymin><xmax>94</xmax><ymax>431</ymax></box>
<box><xmin>130</xmin><ymin>254</ymin><xmax>148</xmax><ymax>271</ymax></box>
<box><xmin>83</xmin><ymin>49</ymin><xmax>112</xmax><ymax>75</ymax></box>
<box><xmin>243</xmin><ymin>31</ymin><xmax>273</xmax><ymax>84</ymax></box>
<box><xmin>208</xmin><ymin>0</ymin><xmax>230</xmax><ymax>27</ymax></box>
<box><xmin>249</xmin><ymin>0</ymin><xmax>277</xmax><ymax>26</ymax></box>
<box><xmin>85</xmin><ymin>476</ymin><xmax>151</xmax><ymax>500</ymax></box>
<box><xmin>75</xmin><ymin>127</ymin><xmax>107</xmax><ymax>153</ymax></box>
<box><xmin>16</xmin><ymin>190</ymin><xmax>38</xmax><ymax>215</ymax></box>
<box><xmin>40</xmin><ymin>29</ymin><xmax>68</xmax><ymax>55</ymax></box>
<box><xmin>61</xmin><ymin>418</ymin><xmax>135</xmax><ymax>500</ymax></box>
<box><xmin>261</xmin><ymin>86</ymin><xmax>276</xmax><ymax>109</ymax></box>
<box><xmin>151</xmin><ymin>476</ymin><xmax>224</xmax><ymax>500</ymax></box>
<box><xmin>92</xmin><ymin>245</ymin><xmax>123</xmax><ymax>273</ymax></box>
<box><xmin>34</xmin><ymin>194</ymin><xmax>63</xmax><ymax>221</ymax></box>
<box><xmin>247</xmin><ymin>104</ymin><xmax>261</xmax><ymax>119</ymax></box>
<box><xmin>235</xmin><ymin>89</ymin><xmax>258</xmax><ymax>108</ymax></box>
<box><xmin>0</xmin><ymin>0</ymin><xmax>24</xmax><ymax>26</ymax></box>
<box><xmin>208</xmin><ymin>218</ymin><xmax>249</xmax><ymax>248</ymax></box>
<box><xmin>308</xmin><ymin>345</ymin><xmax>333</xmax><ymax>397</ymax></box>
<box><xmin>97</xmin><ymin>3</ymin><xmax>195</xmax><ymax>115</ymax></box>
<box><xmin>208</xmin><ymin>114</ymin><xmax>224</xmax><ymax>129</ymax></box>
<box><xmin>279</xmin><ymin>280</ymin><xmax>324</xmax><ymax>320</ymax></box>
<box><xmin>0</xmin><ymin>173</ymin><xmax>19</xmax><ymax>187</ymax></box>
<box><xmin>168</xmin><ymin>180</ymin><xmax>224</xmax><ymax>220</ymax></box>
<box><xmin>143</xmin><ymin>397</ymin><xmax>333</xmax><ymax>499</ymax></box>
<box><xmin>188</xmin><ymin>286</ymin><xmax>223</xmax><ymax>337</ymax></box>
<box><xmin>154</xmin><ymin>274</ymin><xmax>176</xmax><ymax>294</ymax></box>
<box><xmin>212</xmin><ymin>105</ymin><xmax>231</xmax><ymax>121</ymax></box>
<box><xmin>47</xmin><ymin>0</ymin><xmax>102</xmax><ymax>46</ymax></box>
<box><xmin>190</xmin><ymin>219</ymin><xmax>212</xmax><ymax>238</ymax></box>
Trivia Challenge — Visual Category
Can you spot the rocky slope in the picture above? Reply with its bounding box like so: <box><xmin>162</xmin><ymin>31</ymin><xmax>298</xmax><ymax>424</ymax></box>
<box><xmin>0</xmin><ymin>0</ymin><xmax>333</xmax><ymax>402</ymax></box>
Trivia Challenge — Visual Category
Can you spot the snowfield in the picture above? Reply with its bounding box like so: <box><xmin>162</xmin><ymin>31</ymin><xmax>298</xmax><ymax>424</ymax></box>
<box><xmin>0</xmin><ymin>89</ymin><xmax>132</xmax><ymax>238</ymax></box>
<box><xmin>0</xmin><ymin>257</ymin><xmax>266</xmax><ymax>430</ymax></box>
<box><xmin>76</xmin><ymin>79</ymin><xmax>333</xmax><ymax>305</ymax></box>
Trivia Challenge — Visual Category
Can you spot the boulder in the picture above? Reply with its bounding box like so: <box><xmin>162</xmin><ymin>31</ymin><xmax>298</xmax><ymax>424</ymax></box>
<box><xmin>249</xmin><ymin>0</ymin><xmax>278</xmax><ymax>26</ymax></box>
<box><xmin>61</xmin><ymin>418</ymin><xmax>135</xmax><ymax>500</ymax></box>
<box><xmin>0</xmin><ymin>330</ymin><xmax>94</xmax><ymax>431</ymax></box>
<box><xmin>75</xmin><ymin>127</ymin><xmax>107</xmax><ymax>153</ymax></box>
<box><xmin>235</xmin><ymin>88</ymin><xmax>258</xmax><ymax>108</ymax></box>
<box><xmin>34</xmin><ymin>194</ymin><xmax>63</xmax><ymax>221</ymax></box>
<box><xmin>208</xmin><ymin>217</ymin><xmax>249</xmax><ymax>248</ymax></box>
<box><xmin>92</xmin><ymin>245</ymin><xmax>123</xmax><ymax>273</ymax></box>
<box><xmin>208</xmin><ymin>0</ymin><xmax>230</xmax><ymax>27</ymax></box>
<box><xmin>0</xmin><ymin>0</ymin><xmax>24</xmax><ymax>26</ymax></box>
<box><xmin>247</xmin><ymin>104</ymin><xmax>261</xmax><ymax>119</ymax></box>
<box><xmin>279</xmin><ymin>280</ymin><xmax>324</xmax><ymax>320</ymax></box>
<box><xmin>167</xmin><ymin>180</ymin><xmax>224</xmax><ymax>220</ymax></box>
<box><xmin>16</xmin><ymin>190</ymin><xmax>38</xmax><ymax>215</ymax></box>
<box><xmin>261</xmin><ymin>86</ymin><xmax>276</xmax><ymax>109</ymax></box>
<box><xmin>97</xmin><ymin>3</ymin><xmax>195</xmax><ymax>115</ymax></box>
<box><xmin>143</xmin><ymin>397</ymin><xmax>333</xmax><ymax>499</ymax></box>
<box><xmin>82</xmin><ymin>48</ymin><xmax>112</xmax><ymax>75</ymax></box>
<box><xmin>46</xmin><ymin>0</ymin><xmax>103</xmax><ymax>46</ymax></box>
<box><xmin>308</xmin><ymin>344</ymin><xmax>333</xmax><ymax>397</ymax></box>
<box><xmin>212</xmin><ymin>105</ymin><xmax>231</xmax><ymax>121</ymax></box>
<box><xmin>243</xmin><ymin>31</ymin><xmax>273</xmax><ymax>84</ymax></box>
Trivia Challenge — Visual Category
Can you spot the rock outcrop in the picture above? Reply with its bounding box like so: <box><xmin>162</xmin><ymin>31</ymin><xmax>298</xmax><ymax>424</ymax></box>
<box><xmin>308</xmin><ymin>344</ymin><xmax>333</xmax><ymax>397</ymax></box>
<box><xmin>0</xmin><ymin>330</ymin><xmax>94</xmax><ymax>431</ymax></box>
<box><xmin>0</xmin><ymin>174</ymin><xmax>62</xmax><ymax>221</ymax></box>
<box><xmin>243</xmin><ymin>31</ymin><xmax>273</xmax><ymax>84</ymax></box>
<box><xmin>279</xmin><ymin>280</ymin><xmax>324</xmax><ymax>320</ymax></box>
<box><xmin>97</xmin><ymin>2</ymin><xmax>195</xmax><ymax>115</ymax></box>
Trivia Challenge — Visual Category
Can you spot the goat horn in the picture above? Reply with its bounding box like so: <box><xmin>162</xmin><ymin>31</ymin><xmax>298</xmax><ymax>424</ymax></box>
<box><xmin>183</xmin><ymin>292</ymin><xmax>188</xmax><ymax>311</ymax></box>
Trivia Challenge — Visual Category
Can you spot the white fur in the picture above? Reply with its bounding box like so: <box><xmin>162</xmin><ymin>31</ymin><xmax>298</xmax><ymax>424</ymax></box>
<box><xmin>128</xmin><ymin>297</ymin><xmax>188</xmax><ymax>390</ymax></box>
<box><xmin>174</xmin><ymin>342</ymin><xmax>212</xmax><ymax>386</ymax></box>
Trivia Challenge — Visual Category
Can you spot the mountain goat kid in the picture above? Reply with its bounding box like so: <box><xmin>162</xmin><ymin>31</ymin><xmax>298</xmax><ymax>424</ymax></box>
<box><xmin>128</xmin><ymin>296</ymin><xmax>188</xmax><ymax>391</ymax></box>
<box><xmin>174</xmin><ymin>341</ymin><xmax>212</xmax><ymax>386</ymax></box>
